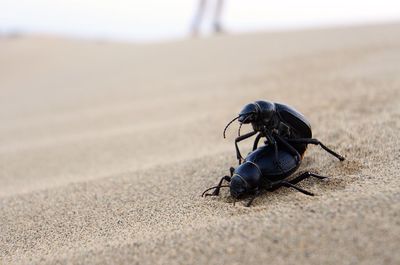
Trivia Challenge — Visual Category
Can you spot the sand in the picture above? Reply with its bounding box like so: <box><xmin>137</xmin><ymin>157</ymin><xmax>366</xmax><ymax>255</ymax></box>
<box><xmin>1</xmin><ymin>23</ymin><xmax>400</xmax><ymax>264</ymax></box>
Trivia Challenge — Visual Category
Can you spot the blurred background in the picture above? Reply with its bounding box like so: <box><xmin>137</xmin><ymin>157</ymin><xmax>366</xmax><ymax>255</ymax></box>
<box><xmin>1</xmin><ymin>0</ymin><xmax>399</xmax><ymax>193</ymax></box>
<box><xmin>1</xmin><ymin>0</ymin><xmax>400</xmax><ymax>42</ymax></box>
<box><xmin>2</xmin><ymin>1</ymin><xmax>400</xmax><ymax>264</ymax></box>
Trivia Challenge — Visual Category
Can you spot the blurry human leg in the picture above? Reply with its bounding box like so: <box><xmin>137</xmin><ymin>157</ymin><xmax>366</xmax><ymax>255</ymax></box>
<box><xmin>191</xmin><ymin>0</ymin><xmax>207</xmax><ymax>36</ymax></box>
<box><xmin>213</xmin><ymin>0</ymin><xmax>224</xmax><ymax>33</ymax></box>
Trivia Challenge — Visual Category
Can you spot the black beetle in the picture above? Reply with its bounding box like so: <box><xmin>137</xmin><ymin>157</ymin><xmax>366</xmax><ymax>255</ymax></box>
<box><xmin>202</xmin><ymin>133</ymin><xmax>343</xmax><ymax>207</ymax></box>
<box><xmin>223</xmin><ymin>100</ymin><xmax>345</xmax><ymax>164</ymax></box>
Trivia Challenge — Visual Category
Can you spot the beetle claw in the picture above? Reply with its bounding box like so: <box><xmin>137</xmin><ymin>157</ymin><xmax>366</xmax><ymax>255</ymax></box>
<box><xmin>205</xmin><ymin>189</ymin><xmax>219</xmax><ymax>197</ymax></box>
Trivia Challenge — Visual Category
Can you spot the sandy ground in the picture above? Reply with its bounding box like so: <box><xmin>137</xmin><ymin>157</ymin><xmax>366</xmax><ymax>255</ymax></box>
<box><xmin>1</xmin><ymin>23</ymin><xmax>400</xmax><ymax>264</ymax></box>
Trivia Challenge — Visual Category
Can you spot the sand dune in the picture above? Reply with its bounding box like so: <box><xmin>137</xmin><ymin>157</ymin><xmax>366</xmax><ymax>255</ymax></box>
<box><xmin>1</xmin><ymin>23</ymin><xmax>400</xmax><ymax>264</ymax></box>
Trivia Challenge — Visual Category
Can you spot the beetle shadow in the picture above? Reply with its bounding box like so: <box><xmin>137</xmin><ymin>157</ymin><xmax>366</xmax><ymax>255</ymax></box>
<box><xmin>217</xmin><ymin>156</ymin><xmax>364</xmax><ymax>207</ymax></box>
<box><xmin>257</xmin><ymin>157</ymin><xmax>362</xmax><ymax>207</ymax></box>
<box><xmin>300</xmin><ymin>155</ymin><xmax>363</xmax><ymax>179</ymax></box>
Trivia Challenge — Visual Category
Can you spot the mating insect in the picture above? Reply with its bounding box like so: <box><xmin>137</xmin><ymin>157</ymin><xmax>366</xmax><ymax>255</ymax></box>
<box><xmin>202</xmin><ymin>133</ymin><xmax>344</xmax><ymax>207</ymax></box>
<box><xmin>223</xmin><ymin>100</ymin><xmax>345</xmax><ymax>164</ymax></box>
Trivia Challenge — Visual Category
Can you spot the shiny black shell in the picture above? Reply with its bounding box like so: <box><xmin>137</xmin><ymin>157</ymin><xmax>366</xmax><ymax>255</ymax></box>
<box><xmin>275</xmin><ymin>103</ymin><xmax>312</xmax><ymax>155</ymax></box>
<box><xmin>245</xmin><ymin>143</ymin><xmax>299</xmax><ymax>182</ymax></box>
<box><xmin>232</xmin><ymin>143</ymin><xmax>300</xmax><ymax>193</ymax></box>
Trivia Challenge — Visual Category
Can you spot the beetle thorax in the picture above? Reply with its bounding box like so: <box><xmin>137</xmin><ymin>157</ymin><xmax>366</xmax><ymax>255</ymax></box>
<box><xmin>251</xmin><ymin>112</ymin><xmax>279</xmax><ymax>134</ymax></box>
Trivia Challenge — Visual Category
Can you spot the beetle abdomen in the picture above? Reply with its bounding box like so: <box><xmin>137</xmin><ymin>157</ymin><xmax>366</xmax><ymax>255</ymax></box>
<box><xmin>275</xmin><ymin>103</ymin><xmax>312</xmax><ymax>155</ymax></box>
<box><xmin>275</xmin><ymin>103</ymin><xmax>312</xmax><ymax>138</ymax></box>
<box><xmin>245</xmin><ymin>144</ymin><xmax>299</xmax><ymax>181</ymax></box>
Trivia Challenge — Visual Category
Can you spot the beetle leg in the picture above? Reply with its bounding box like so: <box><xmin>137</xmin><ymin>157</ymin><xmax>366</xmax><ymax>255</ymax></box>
<box><xmin>264</xmin><ymin>133</ymin><xmax>285</xmax><ymax>173</ymax></box>
<box><xmin>274</xmin><ymin>134</ymin><xmax>302</xmax><ymax>164</ymax></box>
<box><xmin>272</xmin><ymin>138</ymin><xmax>285</xmax><ymax>172</ymax></box>
<box><xmin>245</xmin><ymin>189</ymin><xmax>261</xmax><ymax>207</ymax></box>
<box><xmin>234</xmin><ymin>131</ymin><xmax>257</xmax><ymax>165</ymax></box>
<box><xmin>229</xmin><ymin>166</ymin><xmax>235</xmax><ymax>176</ymax></box>
<box><xmin>290</xmin><ymin>171</ymin><xmax>329</xmax><ymax>184</ymax></box>
<box><xmin>202</xmin><ymin>174</ymin><xmax>232</xmax><ymax>197</ymax></box>
<box><xmin>252</xmin><ymin>133</ymin><xmax>263</xmax><ymax>150</ymax></box>
<box><xmin>286</xmin><ymin>138</ymin><xmax>345</xmax><ymax>161</ymax></box>
<box><xmin>281</xmin><ymin>181</ymin><xmax>314</xmax><ymax>196</ymax></box>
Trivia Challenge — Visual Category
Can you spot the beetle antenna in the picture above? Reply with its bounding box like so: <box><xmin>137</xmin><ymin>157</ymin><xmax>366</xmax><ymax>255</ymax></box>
<box><xmin>238</xmin><ymin>114</ymin><xmax>253</xmax><ymax>137</ymax></box>
<box><xmin>223</xmin><ymin>116</ymin><xmax>240</xmax><ymax>138</ymax></box>
<box><xmin>201</xmin><ymin>185</ymin><xmax>230</xmax><ymax>197</ymax></box>
<box><xmin>238</xmin><ymin>123</ymin><xmax>243</xmax><ymax>137</ymax></box>
<box><xmin>223</xmin><ymin>112</ymin><xmax>255</xmax><ymax>138</ymax></box>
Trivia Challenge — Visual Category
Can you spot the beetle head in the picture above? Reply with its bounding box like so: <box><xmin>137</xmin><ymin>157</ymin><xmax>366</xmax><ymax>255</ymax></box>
<box><xmin>238</xmin><ymin>101</ymin><xmax>276</xmax><ymax>125</ymax></box>
<box><xmin>238</xmin><ymin>103</ymin><xmax>258</xmax><ymax>124</ymax></box>
<box><xmin>223</xmin><ymin>100</ymin><xmax>276</xmax><ymax>138</ymax></box>
<box><xmin>254</xmin><ymin>100</ymin><xmax>276</xmax><ymax>124</ymax></box>
<box><xmin>230</xmin><ymin>175</ymin><xmax>249</xmax><ymax>198</ymax></box>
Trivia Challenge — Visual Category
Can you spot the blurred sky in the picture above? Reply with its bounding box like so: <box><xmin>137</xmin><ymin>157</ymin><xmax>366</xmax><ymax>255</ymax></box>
<box><xmin>1</xmin><ymin>0</ymin><xmax>400</xmax><ymax>42</ymax></box>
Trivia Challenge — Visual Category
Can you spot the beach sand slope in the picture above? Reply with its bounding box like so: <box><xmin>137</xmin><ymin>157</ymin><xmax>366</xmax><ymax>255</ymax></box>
<box><xmin>1</xmin><ymin>23</ymin><xmax>400</xmax><ymax>264</ymax></box>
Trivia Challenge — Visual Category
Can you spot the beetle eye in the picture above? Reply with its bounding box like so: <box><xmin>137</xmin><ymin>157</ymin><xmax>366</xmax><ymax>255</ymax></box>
<box><xmin>238</xmin><ymin>103</ymin><xmax>258</xmax><ymax>122</ymax></box>
<box><xmin>238</xmin><ymin>112</ymin><xmax>256</xmax><ymax>124</ymax></box>
<box><xmin>238</xmin><ymin>114</ymin><xmax>249</xmax><ymax>123</ymax></box>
